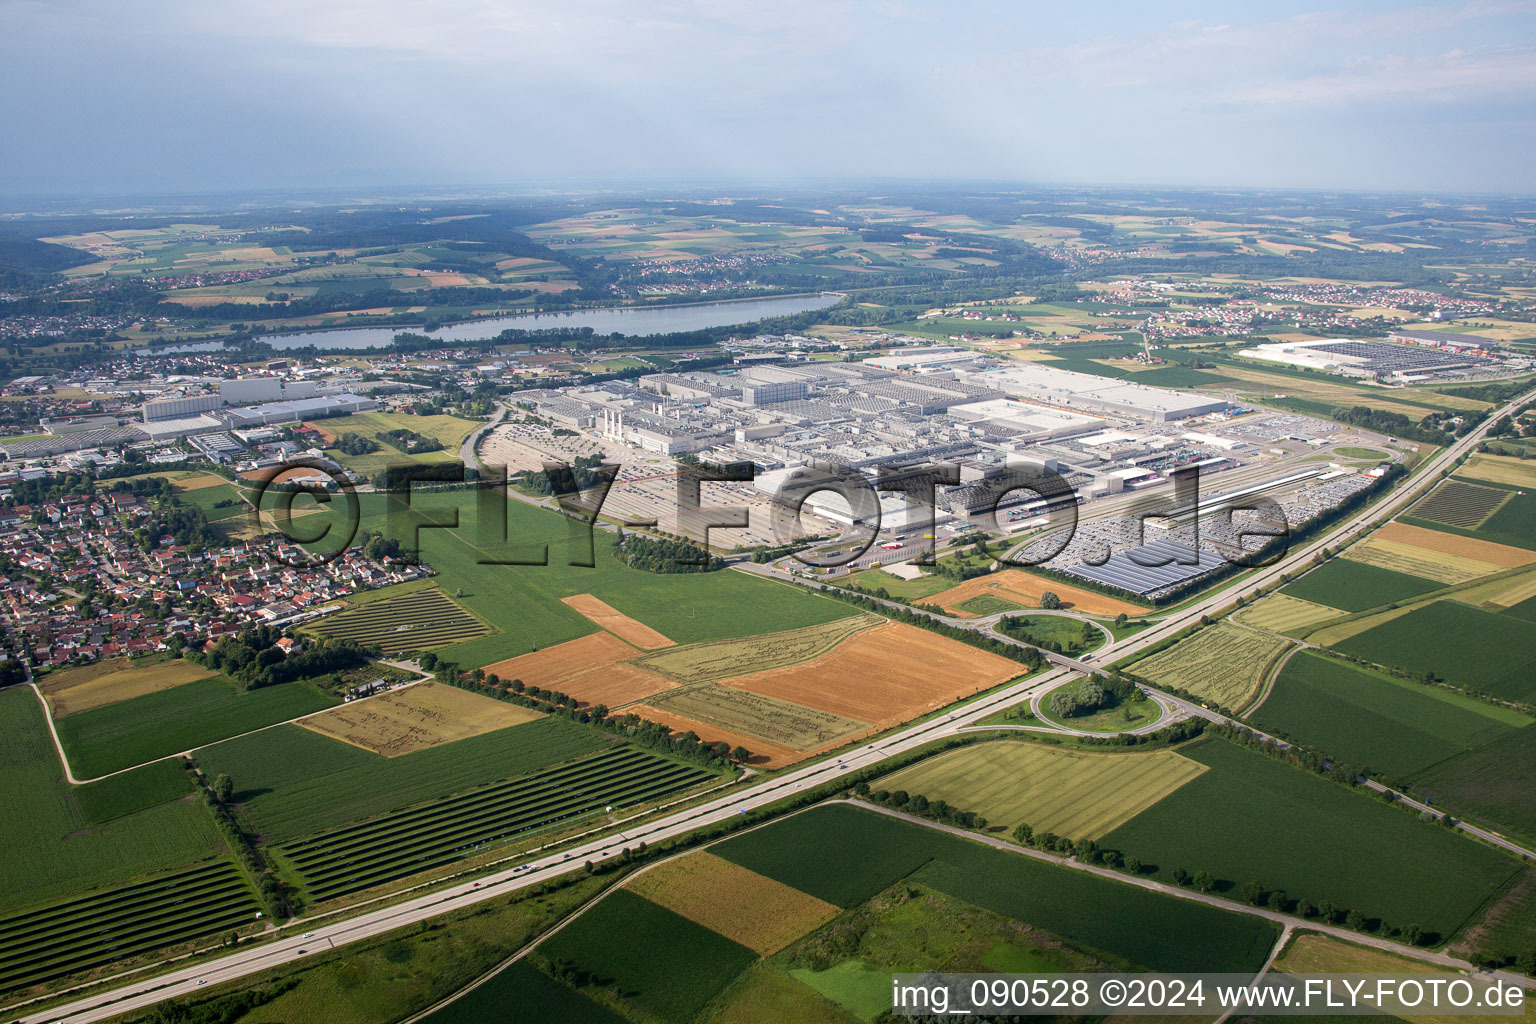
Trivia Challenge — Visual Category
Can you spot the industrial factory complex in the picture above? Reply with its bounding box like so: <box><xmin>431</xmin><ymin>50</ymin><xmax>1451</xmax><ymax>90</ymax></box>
<box><xmin>503</xmin><ymin>346</ymin><xmax>1402</xmax><ymax>599</ymax></box>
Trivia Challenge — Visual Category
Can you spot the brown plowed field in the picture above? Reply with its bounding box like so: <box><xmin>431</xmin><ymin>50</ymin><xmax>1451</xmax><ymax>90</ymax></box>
<box><xmin>931</xmin><ymin>570</ymin><xmax>1147</xmax><ymax>618</ymax></box>
<box><xmin>482</xmin><ymin>632</ymin><xmax>678</xmax><ymax>709</ymax></box>
<box><xmin>1376</xmin><ymin>522</ymin><xmax>1536</xmax><ymax>568</ymax></box>
<box><xmin>717</xmin><ymin>621</ymin><xmax>1023</xmax><ymax>728</ymax></box>
<box><xmin>560</xmin><ymin>593</ymin><xmax>675</xmax><ymax>649</ymax></box>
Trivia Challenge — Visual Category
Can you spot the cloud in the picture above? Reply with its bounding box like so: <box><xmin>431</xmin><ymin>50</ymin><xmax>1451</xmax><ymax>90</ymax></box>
<box><xmin>1</xmin><ymin>0</ymin><xmax>1533</xmax><ymax>192</ymax></box>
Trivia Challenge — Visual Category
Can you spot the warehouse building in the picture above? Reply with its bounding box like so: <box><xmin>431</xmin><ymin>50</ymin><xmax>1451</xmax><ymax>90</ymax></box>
<box><xmin>965</xmin><ymin>365</ymin><xmax>1232</xmax><ymax>422</ymax></box>
<box><xmin>222</xmin><ymin>393</ymin><xmax>376</xmax><ymax>427</ymax></box>
<box><xmin>142</xmin><ymin>394</ymin><xmax>223</xmax><ymax>422</ymax></box>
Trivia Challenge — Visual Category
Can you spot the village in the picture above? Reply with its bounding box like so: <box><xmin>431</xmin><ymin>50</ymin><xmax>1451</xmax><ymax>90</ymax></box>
<box><xmin>0</xmin><ymin>485</ymin><xmax>426</xmax><ymax>669</ymax></box>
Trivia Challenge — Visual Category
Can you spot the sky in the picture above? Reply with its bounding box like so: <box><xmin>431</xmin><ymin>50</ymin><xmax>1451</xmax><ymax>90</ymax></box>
<box><xmin>2</xmin><ymin>0</ymin><xmax>1534</xmax><ymax>196</ymax></box>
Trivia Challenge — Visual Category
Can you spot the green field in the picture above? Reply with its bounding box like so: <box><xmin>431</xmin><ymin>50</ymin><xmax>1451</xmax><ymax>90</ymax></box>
<box><xmin>955</xmin><ymin>593</ymin><xmax>1026</xmax><ymax>616</ymax></box>
<box><xmin>715</xmin><ymin>804</ymin><xmax>1278</xmax><ymax>973</ymax></box>
<box><xmin>997</xmin><ymin>613</ymin><xmax>1102</xmax><ymax>656</ymax></box>
<box><xmin>1411</xmin><ymin>726</ymin><xmax>1536</xmax><ymax>844</ymax></box>
<box><xmin>1249</xmin><ymin>651</ymin><xmax>1528</xmax><ymax>779</ymax></box>
<box><xmin>300</xmin><ymin>491</ymin><xmax>859</xmax><ymax>669</ymax></box>
<box><xmin>73</xmin><ymin>759</ymin><xmax>197</xmax><ymax>823</ymax></box>
<box><xmin>420</xmin><ymin>961</ymin><xmax>625</xmax><ymax>1024</ymax></box>
<box><xmin>174</xmin><ymin>481</ymin><xmax>250</xmax><ymax>521</ymax></box>
<box><xmin>536</xmin><ymin>889</ymin><xmax>758</xmax><ymax>1022</ymax></box>
<box><xmin>1282</xmin><ymin>558</ymin><xmax>1443</xmax><ymax>612</ymax></box>
<box><xmin>55</xmin><ymin>676</ymin><xmax>339</xmax><ymax>778</ymax></box>
<box><xmin>1132</xmin><ymin>365</ymin><xmax>1234</xmax><ymax>387</ymax></box>
<box><xmin>1332</xmin><ymin>600</ymin><xmax>1536</xmax><ymax>703</ymax></box>
<box><xmin>196</xmin><ymin>716</ymin><xmax>612</xmax><ymax>843</ymax></box>
<box><xmin>0</xmin><ymin>688</ymin><xmax>225</xmax><ymax>916</ymax></box>
<box><xmin>843</xmin><ymin>567</ymin><xmax>953</xmax><ymax>602</ymax></box>
<box><xmin>1100</xmin><ymin>736</ymin><xmax>1520</xmax><ymax>940</ymax></box>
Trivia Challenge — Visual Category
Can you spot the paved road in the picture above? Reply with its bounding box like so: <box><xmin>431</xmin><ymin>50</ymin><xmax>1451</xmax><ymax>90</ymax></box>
<box><xmin>16</xmin><ymin>386</ymin><xmax>1535</xmax><ymax>1024</ymax></box>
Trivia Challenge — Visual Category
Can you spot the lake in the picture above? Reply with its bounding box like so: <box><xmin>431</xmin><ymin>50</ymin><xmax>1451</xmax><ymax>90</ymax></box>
<box><xmin>143</xmin><ymin>292</ymin><xmax>841</xmax><ymax>355</ymax></box>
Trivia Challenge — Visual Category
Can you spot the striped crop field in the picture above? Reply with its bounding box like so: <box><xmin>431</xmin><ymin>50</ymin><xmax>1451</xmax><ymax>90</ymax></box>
<box><xmin>280</xmin><ymin>747</ymin><xmax>716</xmax><ymax>902</ymax></box>
<box><xmin>0</xmin><ymin>860</ymin><xmax>259</xmax><ymax>996</ymax></box>
<box><xmin>1410</xmin><ymin>481</ymin><xmax>1511</xmax><ymax>530</ymax></box>
<box><xmin>1127</xmin><ymin>622</ymin><xmax>1292</xmax><ymax>710</ymax></box>
<box><xmin>307</xmin><ymin>586</ymin><xmax>491</xmax><ymax>655</ymax></box>
<box><xmin>1231</xmin><ymin>594</ymin><xmax>1340</xmax><ymax>636</ymax></box>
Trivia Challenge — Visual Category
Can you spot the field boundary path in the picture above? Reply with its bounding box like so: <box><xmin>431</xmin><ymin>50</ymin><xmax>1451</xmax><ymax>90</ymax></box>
<box><xmin>15</xmin><ymin>386</ymin><xmax>1536</xmax><ymax>1024</ymax></box>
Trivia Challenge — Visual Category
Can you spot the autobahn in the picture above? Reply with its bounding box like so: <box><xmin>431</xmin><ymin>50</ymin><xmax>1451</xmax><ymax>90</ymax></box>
<box><xmin>15</xmin><ymin>384</ymin><xmax>1534</xmax><ymax>1024</ymax></box>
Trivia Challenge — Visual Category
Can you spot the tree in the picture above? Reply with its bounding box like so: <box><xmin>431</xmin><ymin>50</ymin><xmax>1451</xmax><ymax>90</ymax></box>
<box><xmin>1318</xmin><ymin>899</ymin><xmax>1339</xmax><ymax>924</ymax></box>
<box><xmin>1266</xmin><ymin>890</ymin><xmax>1288</xmax><ymax>911</ymax></box>
<box><xmin>418</xmin><ymin>651</ymin><xmax>438</xmax><ymax>671</ymax></box>
<box><xmin>1402</xmin><ymin>923</ymin><xmax>1423</xmax><ymax>946</ymax></box>
<box><xmin>1241</xmin><ymin>881</ymin><xmax>1265</xmax><ymax>905</ymax></box>
<box><xmin>1172</xmin><ymin>867</ymin><xmax>1190</xmax><ymax>886</ymax></box>
<box><xmin>1115</xmin><ymin>612</ymin><xmax>1128</xmax><ymax>627</ymax></box>
<box><xmin>1040</xmin><ymin>591</ymin><xmax>1061</xmax><ymax>610</ymax></box>
<box><xmin>1193</xmin><ymin>870</ymin><xmax>1215</xmax><ymax>893</ymax></box>
<box><xmin>1346</xmin><ymin>909</ymin><xmax>1366</xmax><ymax>930</ymax></box>
<box><xmin>730</xmin><ymin>745</ymin><xmax>751</xmax><ymax>763</ymax></box>
<box><xmin>1123</xmin><ymin>855</ymin><xmax>1141</xmax><ymax>875</ymax></box>
<box><xmin>1012</xmin><ymin>823</ymin><xmax>1034</xmax><ymax>845</ymax></box>
<box><xmin>212</xmin><ymin>774</ymin><xmax>234</xmax><ymax>803</ymax></box>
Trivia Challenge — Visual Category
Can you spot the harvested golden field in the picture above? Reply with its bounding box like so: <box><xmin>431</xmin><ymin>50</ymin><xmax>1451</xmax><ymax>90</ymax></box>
<box><xmin>1375</xmin><ymin>522</ymin><xmax>1536</xmax><ymax>568</ymax></box>
<box><xmin>1446</xmin><ymin>569</ymin><xmax>1536</xmax><ymax>611</ymax></box>
<box><xmin>482</xmin><ymin>632</ymin><xmax>678</xmax><ymax>709</ymax></box>
<box><xmin>627</xmin><ymin>852</ymin><xmax>839</xmax><ymax>954</ymax></box>
<box><xmin>629</xmin><ymin>614</ymin><xmax>882</xmax><ymax>685</ymax></box>
<box><xmin>1458</xmin><ymin>453</ymin><xmax>1536</xmax><ymax>489</ymax></box>
<box><xmin>931</xmin><ymin>570</ymin><xmax>1147</xmax><ymax>618</ymax></box>
<box><xmin>40</xmin><ymin>657</ymin><xmax>218</xmax><ymax>717</ymax></box>
<box><xmin>879</xmin><ymin>743</ymin><xmax>1206</xmax><ymax>839</ymax></box>
<box><xmin>718</xmin><ymin>621</ymin><xmax>1022</xmax><ymax>728</ymax></box>
<box><xmin>1341</xmin><ymin>537</ymin><xmax>1499</xmax><ymax>584</ymax></box>
<box><xmin>624</xmin><ymin>702</ymin><xmax>800</xmax><ymax>767</ymax></box>
<box><xmin>298</xmin><ymin>682</ymin><xmax>540</xmax><ymax>756</ymax></box>
<box><xmin>1232</xmin><ymin>594</ymin><xmax>1340</xmax><ymax>636</ymax></box>
<box><xmin>559</xmin><ymin>594</ymin><xmax>674</xmax><ymax>649</ymax></box>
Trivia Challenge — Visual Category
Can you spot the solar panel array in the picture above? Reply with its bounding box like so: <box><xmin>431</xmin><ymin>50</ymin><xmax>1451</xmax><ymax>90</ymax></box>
<box><xmin>1311</xmin><ymin>340</ymin><xmax>1491</xmax><ymax>374</ymax></box>
<box><xmin>1059</xmin><ymin>539</ymin><xmax>1226</xmax><ymax>596</ymax></box>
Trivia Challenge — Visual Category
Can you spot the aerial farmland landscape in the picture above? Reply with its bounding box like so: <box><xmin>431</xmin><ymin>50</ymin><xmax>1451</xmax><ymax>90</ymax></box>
<box><xmin>2</xmin><ymin>2</ymin><xmax>1536</xmax><ymax>1023</ymax></box>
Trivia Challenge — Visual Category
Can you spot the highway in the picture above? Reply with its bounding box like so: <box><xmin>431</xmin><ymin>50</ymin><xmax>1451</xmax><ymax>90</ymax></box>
<box><xmin>14</xmin><ymin>384</ymin><xmax>1533</xmax><ymax>1024</ymax></box>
